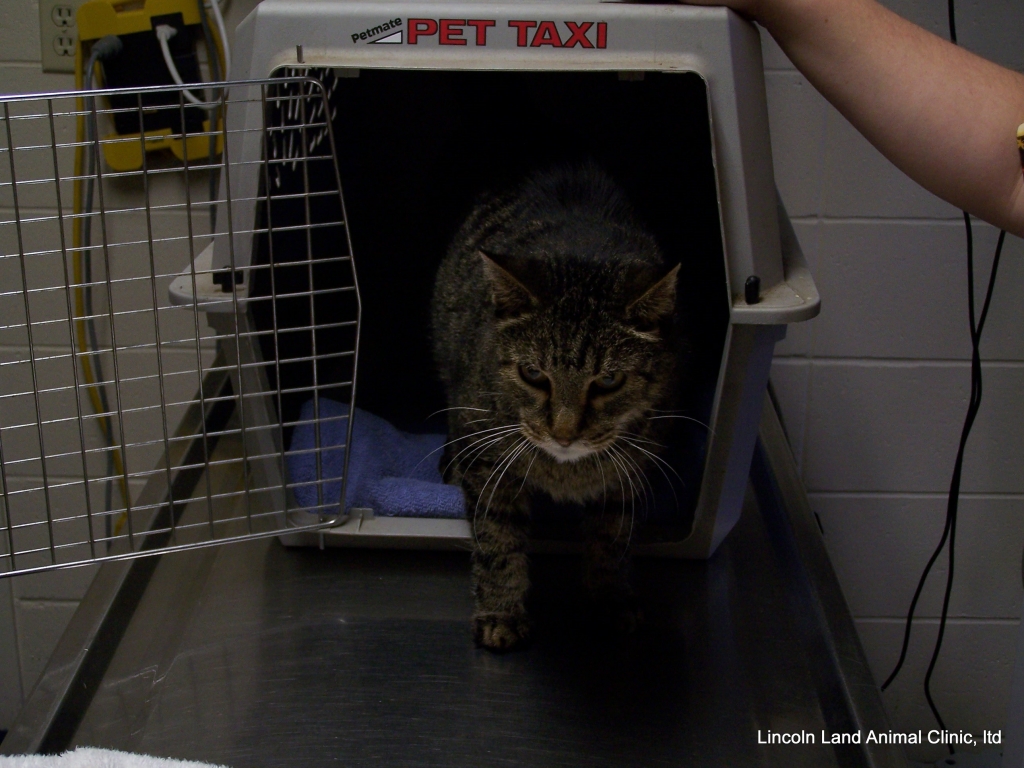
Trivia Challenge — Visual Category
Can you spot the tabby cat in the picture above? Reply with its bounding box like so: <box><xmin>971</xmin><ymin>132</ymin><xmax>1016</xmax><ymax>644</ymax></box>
<box><xmin>431</xmin><ymin>164</ymin><xmax>682</xmax><ymax>651</ymax></box>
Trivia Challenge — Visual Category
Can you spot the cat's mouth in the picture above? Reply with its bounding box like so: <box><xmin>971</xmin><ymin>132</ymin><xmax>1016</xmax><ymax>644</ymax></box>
<box><xmin>532</xmin><ymin>437</ymin><xmax>600</xmax><ymax>464</ymax></box>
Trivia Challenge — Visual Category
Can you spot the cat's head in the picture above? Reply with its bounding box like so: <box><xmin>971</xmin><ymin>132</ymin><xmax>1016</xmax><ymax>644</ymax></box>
<box><xmin>480</xmin><ymin>251</ymin><xmax>679</xmax><ymax>464</ymax></box>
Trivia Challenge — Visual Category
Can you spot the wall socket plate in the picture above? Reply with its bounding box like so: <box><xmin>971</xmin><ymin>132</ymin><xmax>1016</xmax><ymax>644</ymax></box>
<box><xmin>40</xmin><ymin>0</ymin><xmax>85</xmax><ymax>74</ymax></box>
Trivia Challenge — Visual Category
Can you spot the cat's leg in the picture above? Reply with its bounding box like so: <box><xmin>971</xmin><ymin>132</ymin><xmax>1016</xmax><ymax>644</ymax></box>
<box><xmin>463</xmin><ymin>461</ymin><xmax>532</xmax><ymax>651</ymax></box>
<box><xmin>582</xmin><ymin>491</ymin><xmax>643</xmax><ymax>635</ymax></box>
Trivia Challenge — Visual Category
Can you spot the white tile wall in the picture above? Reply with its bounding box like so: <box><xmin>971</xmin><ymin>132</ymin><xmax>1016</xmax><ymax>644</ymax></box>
<box><xmin>0</xmin><ymin>0</ymin><xmax>259</xmax><ymax>734</ymax></box>
<box><xmin>820</xmin><ymin>107</ymin><xmax>962</xmax><ymax>220</ymax></box>
<box><xmin>814</xmin><ymin>496</ymin><xmax>1024</xmax><ymax>619</ymax></box>
<box><xmin>809</xmin><ymin>223</ymin><xmax>1024</xmax><ymax>360</ymax></box>
<box><xmin>803</xmin><ymin>362</ymin><xmax>1024</xmax><ymax>494</ymax></box>
<box><xmin>763</xmin><ymin>72</ymin><xmax>826</xmax><ymax>218</ymax></box>
<box><xmin>767</xmin><ymin>1</ymin><xmax>1024</xmax><ymax>761</ymax></box>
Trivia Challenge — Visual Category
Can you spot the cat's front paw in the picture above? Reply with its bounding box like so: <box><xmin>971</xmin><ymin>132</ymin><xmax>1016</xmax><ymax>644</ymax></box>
<box><xmin>473</xmin><ymin>612</ymin><xmax>531</xmax><ymax>651</ymax></box>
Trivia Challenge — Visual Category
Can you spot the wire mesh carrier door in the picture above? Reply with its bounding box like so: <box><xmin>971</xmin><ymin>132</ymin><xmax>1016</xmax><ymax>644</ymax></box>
<box><xmin>0</xmin><ymin>74</ymin><xmax>359</xmax><ymax>578</ymax></box>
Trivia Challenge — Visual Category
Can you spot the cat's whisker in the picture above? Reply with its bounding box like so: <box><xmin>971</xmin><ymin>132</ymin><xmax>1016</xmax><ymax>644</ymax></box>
<box><xmin>425</xmin><ymin>405</ymin><xmax>492</xmax><ymax>421</ymax></box>
<box><xmin>513</xmin><ymin>446</ymin><xmax>538</xmax><ymax>501</ymax></box>
<box><xmin>604</xmin><ymin>448</ymin><xmax>635</xmax><ymax>543</ymax></box>
<box><xmin>602</xmin><ymin>451</ymin><xmax>626</xmax><ymax>522</ymax></box>
<box><xmin>482</xmin><ymin>438</ymin><xmax>531</xmax><ymax>522</ymax></box>
<box><xmin>471</xmin><ymin>438</ymin><xmax>524</xmax><ymax>543</ymax></box>
<box><xmin>439</xmin><ymin>423</ymin><xmax>521</xmax><ymax>449</ymax></box>
<box><xmin>609</xmin><ymin>445</ymin><xmax>643</xmax><ymax>557</ymax></box>
<box><xmin>618</xmin><ymin>436</ymin><xmax>682</xmax><ymax>514</ymax></box>
<box><xmin>458</xmin><ymin>438</ymin><xmax>519</xmax><ymax>485</ymax></box>
<box><xmin>606</xmin><ymin>457</ymin><xmax>628</xmax><ymax>542</ymax></box>
<box><xmin>647</xmin><ymin>414</ymin><xmax>716</xmax><ymax>435</ymax></box>
<box><xmin>459</xmin><ymin>434</ymin><xmax>515</xmax><ymax>476</ymax></box>
<box><xmin>475</xmin><ymin>437</ymin><xmax>524</xmax><ymax>511</ymax></box>
<box><xmin>413</xmin><ymin>424</ymin><xmax>520</xmax><ymax>474</ymax></box>
<box><xmin>611</xmin><ymin>444</ymin><xmax>650</xmax><ymax>556</ymax></box>
<box><xmin>443</xmin><ymin>429</ymin><xmax>520</xmax><ymax>480</ymax></box>
<box><xmin>622</xmin><ymin>448</ymin><xmax>679</xmax><ymax>514</ymax></box>
<box><xmin>613</xmin><ymin>447</ymin><xmax>641</xmax><ymax>499</ymax></box>
<box><xmin>585</xmin><ymin>431</ymin><xmax>623</xmax><ymax>453</ymax></box>
<box><xmin>474</xmin><ymin>438</ymin><xmax>527</xmax><ymax>533</ymax></box>
<box><xmin>618</xmin><ymin>436</ymin><xmax>685</xmax><ymax>485</ymax></box>
<box><xmin>613</xmin><ymin>444</ymin><xmax>654</xmax><ymax>513</ymax></box>
<box><xmin>593</xmin><ymin>452</ymin><xmax>608</xmax><ymax>517</ymax></box>
<box><xmin>616</xmin><ymin>432</ymin><xmax>667</xmax><ymax>450</ymax></box>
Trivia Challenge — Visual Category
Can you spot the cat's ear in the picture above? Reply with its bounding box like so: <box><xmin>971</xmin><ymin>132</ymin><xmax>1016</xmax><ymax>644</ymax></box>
<box><xmin>479</xmin><ymin>251</ymin><xmax>538</xmax><ymax>320</ymax></box>
<box><xmin>626</xmin><ymin>263</ymin><xmax>680</xmax><ymax>333</ymax></box>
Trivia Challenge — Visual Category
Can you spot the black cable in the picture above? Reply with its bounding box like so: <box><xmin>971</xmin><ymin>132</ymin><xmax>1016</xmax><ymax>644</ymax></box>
<box><xmin>880</xmin><ymin>221</ymin><xmax>1004</xmax><ymax>715</ymax></box>
<box><xmin>879</xmin><ymin>3</ymin><xmax>1009</xmax><ymax>752</ymax></box>
<box><xmin>922</xmin><ymin>225</ymin><xmax>1005</xmax><ymax>734</ymax></box>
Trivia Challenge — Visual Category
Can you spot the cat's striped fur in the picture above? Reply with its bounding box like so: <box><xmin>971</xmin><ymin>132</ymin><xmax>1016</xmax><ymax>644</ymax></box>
<box><xmin>431</xmin><ymin>165</ymin><xmax>681</xmax><ymax>650</ymax></box>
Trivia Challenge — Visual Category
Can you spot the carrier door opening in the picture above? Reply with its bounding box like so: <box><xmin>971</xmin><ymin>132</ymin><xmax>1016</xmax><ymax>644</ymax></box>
<box><xmin>252</xmin><ymin>68</ymin><xmax>728</xmax><ymax>539</ymax></box>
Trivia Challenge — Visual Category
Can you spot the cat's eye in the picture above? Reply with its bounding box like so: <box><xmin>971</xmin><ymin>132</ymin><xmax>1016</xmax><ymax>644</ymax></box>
<box><xmin>519</xmin><ymin>364</ymin><xmax>549</xmax><ymax>387</ymax></box>
<box><xmin>591</xmin><ymin>371</ymin><xmax>625</xmax><ymax>393</ymax></box>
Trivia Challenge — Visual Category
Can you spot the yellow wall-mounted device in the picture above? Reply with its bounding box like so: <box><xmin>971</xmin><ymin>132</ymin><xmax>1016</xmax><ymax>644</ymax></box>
<box><xmin>76</xmin><ymin>0</ymin><xmax>225</xmax><ymax>171</ymax></box>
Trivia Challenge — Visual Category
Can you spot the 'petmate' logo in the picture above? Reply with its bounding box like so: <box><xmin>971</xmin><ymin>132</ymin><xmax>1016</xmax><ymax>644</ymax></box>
<box><xmin>352</xmin><ymin>18</ymin><xmax>403</xmax><ymax>44</ymax></box>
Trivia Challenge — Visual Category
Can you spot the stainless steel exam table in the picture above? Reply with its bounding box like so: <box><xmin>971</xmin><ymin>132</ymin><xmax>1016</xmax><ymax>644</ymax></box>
<box><xmin>2</xmin><ymin>395</ymin><xmax>909</xmax><ymax>767</ymax></box>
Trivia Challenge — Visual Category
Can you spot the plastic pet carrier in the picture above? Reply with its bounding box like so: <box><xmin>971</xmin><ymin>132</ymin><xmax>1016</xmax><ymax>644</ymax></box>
<box><xmin>219</xmin><ymin>1</ymin><xmax>819</xmax><ymax>557</ymax></box>
<box><xmin>0</xmin><ymin>1</ymin><xmax>818</xmax><ymax>579</ymax></box>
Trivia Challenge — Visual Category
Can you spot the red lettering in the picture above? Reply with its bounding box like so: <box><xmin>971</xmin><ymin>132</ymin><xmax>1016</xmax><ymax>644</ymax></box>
<box><xmin>596</xmin><ymin>21</ymin><xmax>607</xmax><ymax>48</ymax></box>
<box><xmin>439</xmin><ymin>19</ymin><xmax>466</xmax><ymax>45</ymax></box>
<box><xmin>466</xmin><ymin>19</ymin><xmax>495</xmax><ymax>45</ymax></box>
<box><xmin>508</xmin><ymin>20</ymin><xmax>536</xmax><ymax>47</ymax></box>
<box><xmin>408</xmin><ymin>18</ymin><xmax>438</xmax><ymax>44</ymax></box>
<box><xmin>530</xmin><ymin>20</ymin><xmax>562</xmax><ymax>47</ymax></box>
<box><xmin>563</xmin><ymin>21</ymin><xmax>594</xmax><ymax>48</ymax></box>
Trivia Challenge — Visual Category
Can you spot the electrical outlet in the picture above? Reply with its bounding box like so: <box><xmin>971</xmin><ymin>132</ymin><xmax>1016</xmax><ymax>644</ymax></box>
<box><xmin>40</xmin><ymin>0</ymin><xmax>85</xmax><ymax>74</ymax></box>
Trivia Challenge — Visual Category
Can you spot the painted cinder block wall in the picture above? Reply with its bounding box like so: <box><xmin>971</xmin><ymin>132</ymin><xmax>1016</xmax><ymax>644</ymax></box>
<box><xmin>763</xmin><ymin>0</ymin><xmax>1024</xmax><ymax>760</ymax></box>
<box><xmin>0</xmin><ymin>0</ymin><xmax>253</xmax><ymax>735</ymax></box>
<box><xmin>0</xmin><ymin>0</ymin><xmax>1021</xmax><ymax>761</ymax></box>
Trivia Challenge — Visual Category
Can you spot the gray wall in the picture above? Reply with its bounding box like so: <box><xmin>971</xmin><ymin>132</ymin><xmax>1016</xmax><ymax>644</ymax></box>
<box><xmin>0</xmin><ymin>0</ymin><xmax>256</xmax><ymax>735</ymax></box>
<box><xmin>763</xmin><ymin>1</ymin><xmax>1024</xmax><ymax>761</ymax></box>
<box><xmin>0</xmin><ymin>24</ymin><xmax>102</xmax><ymax>737</ymax></box>
<box><xmin>0</xmin><ymin>0</ymin><xmax>1021</xmax><ymax>762</ymax></box>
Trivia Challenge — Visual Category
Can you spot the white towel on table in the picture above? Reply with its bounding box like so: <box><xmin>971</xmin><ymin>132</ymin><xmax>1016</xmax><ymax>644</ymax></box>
<box><xmin>0</xmin><ymin>748</ymin><xmax>227</xmax><ymax>768</ymax></box>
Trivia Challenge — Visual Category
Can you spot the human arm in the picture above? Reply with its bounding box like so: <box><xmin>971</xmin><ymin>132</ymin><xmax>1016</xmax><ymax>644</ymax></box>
<box><xmin>683</xmin><ymin>0</ymin><xmax>1024</xmax><ymax>237</ymax></box>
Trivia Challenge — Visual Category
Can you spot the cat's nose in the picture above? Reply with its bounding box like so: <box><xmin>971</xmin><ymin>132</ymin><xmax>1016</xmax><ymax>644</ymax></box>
<box><xmin>551</xmin><ymin>403</ymin><xmax>579</xmax><ymax>447</ymax></box>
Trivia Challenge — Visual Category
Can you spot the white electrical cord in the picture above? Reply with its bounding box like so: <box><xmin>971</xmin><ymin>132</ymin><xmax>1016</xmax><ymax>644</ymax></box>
<box><xmin>154</xmin><ymin>24</ymin><xmax>221</xmax><ymax>109</ymax></box>
<box><xmin>205</xmin><ymin>0</ymin><xmax>231</xmax><ymax>78</ymax></box>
